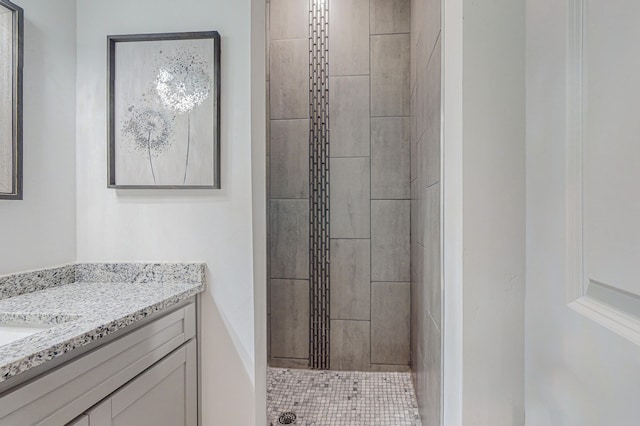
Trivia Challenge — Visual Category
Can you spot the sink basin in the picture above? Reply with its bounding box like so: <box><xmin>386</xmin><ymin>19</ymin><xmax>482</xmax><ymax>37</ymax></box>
<box><xmin>0</xmin><ymin>324</ymin><xmax>53</xmax><ymax>347</ymax></box>
<box><xmin>0</xmin><ymin>313</ymin><xmax>79</xmax><ymax>347</ymax></box>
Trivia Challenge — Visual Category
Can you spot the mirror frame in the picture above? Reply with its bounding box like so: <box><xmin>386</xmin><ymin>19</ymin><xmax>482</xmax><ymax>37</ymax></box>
<box><xmin>0</xmin><ymin>0</ymin><xmax>23</xmax><ymax>200</ymax></box>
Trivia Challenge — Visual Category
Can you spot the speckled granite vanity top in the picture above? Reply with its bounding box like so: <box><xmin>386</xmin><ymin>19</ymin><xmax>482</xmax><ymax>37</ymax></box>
<box><xmin>0</xmin><ymin>263</ymin><xmax>205</xmax><ymax>383</ymax></box>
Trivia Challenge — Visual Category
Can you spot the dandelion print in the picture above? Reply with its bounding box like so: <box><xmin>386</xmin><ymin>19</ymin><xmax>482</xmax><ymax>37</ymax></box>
<box><xmin>122</xmin><ymin>106</ymin><xmax>173</xmax><ymax>184</ymax></box>
<box><xmin>155</xmin><ymin>51</ymin><xmax>211</xmax><ymax>184</ymax></box>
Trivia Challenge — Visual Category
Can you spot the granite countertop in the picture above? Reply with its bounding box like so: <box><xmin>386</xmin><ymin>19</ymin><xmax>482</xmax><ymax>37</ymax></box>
<box><xmin>0</xmin><ymin>263</ymin><xmax>205</xmax><ymax>383</ymax></box>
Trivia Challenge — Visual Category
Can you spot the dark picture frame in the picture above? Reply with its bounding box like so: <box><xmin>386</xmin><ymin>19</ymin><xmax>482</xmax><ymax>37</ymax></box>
<box><xmin>0</xmin><ymin>0</ymin><xmax>23</xmax><ymax>200</ymax></box>
<box><xmin>107</xmin><ymin>31</ymin><xmax>221</xmax><ymax>189</ymax></box>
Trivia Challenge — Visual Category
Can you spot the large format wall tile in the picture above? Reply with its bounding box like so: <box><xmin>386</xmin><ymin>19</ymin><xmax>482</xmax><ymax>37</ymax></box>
<box><xmin>415</xmin><ymin>56</ymin><xmax>427</xmax><ymax>141</ymax></box>
<box><xmin>270</xmin><ymin>119</ymin><xmax>309</xmax><ymax>199</ymax></box>
<box><xmin>415</xmin><ymin>154</ymin><xmax>426</xmax><ymax>247</ymax></box>
<box><xmin>269</xmin><ymin>358</ymin><xmax>309</xmax><ymax>369</ymax></box>
<box><xmin>270</xmin><ymin>39</ymin><xmax>308</xmax><ymax>119</ymax></box>
<box><xmin>371</xmin><ymin>200</ymin><xmax>410</xmax><ymax>281</ymax></box>
<box><xmin>371</xmin><ymin>34</ymin><xmax>410</xmax><ymax>117</ymax></box>
<box><xmin>415</xmin><ymin>48</ymin><xmax>428</xmax><ymax>141</ymax></box>
<box><xmin>410</xmin><ymin>243</ymin><xmax>424</xmax><ymax>363</ymax></box>
<box><xmin>369</xmin><ymin>364</ymin><xmax>411</xmax><ymax>373</ymax></box>
<box><xmin>330</xmin><ymin>158</ymin><xmax>371</xmax><ymax>238</ymax></box>
<box><xmin>371</xmin><ymin>282</ymin><xmax>410</xmax><ymax>365</ymax></box>
<box><xmin>270</xmin><ymin>0</ymin><xmax>309</xmax><ymax>40</ymax></box>
<box><xmin>371</xmin><ymin>117</ymin><xmax>410</xmax><ymax>199</ymax></box>
<box><xmin>270</xmin><ymin>199</ymin><xmax>309</xmax><ymax>279</ymax></box>
<box><xmin>266</xmin><ymin>2</ymin><xmax>270</xmax><ymax>82</ymax></box>
<box><xmin>424</xmin><ymin>37</ymin><xmax>441</xmax><ymax>187</ymax></box>
<box><xmin>271</xmin><ymin>279</ymin><xmax>310</xmax><ymax>359</ymax></box>
<box><xmin>425</xmin><ymin>182</ymin><xmax>441</xmax><ymax>328</ymax></box>
<box><xmin>330</xmin><ymin>76</ymin><xmax>370</xmax><ymax>157</ymax></box>
<box><xmin>370</xmin><ymin>0</ymin><xmax>410</xmax><ymax>35</ymax></box>
<box><xmin>415</xmin><ymin>344</ymin><xmax>427</xmax><ymax>422</ymax></box>
<box><xmin>410</xmin><ymin>96</ymin><xmax>418</xmax><ymax>182</ymax></box>
<box><xmin>422</xmin><ymin>0</ymin><xmax>441</xmax><ymax>68</ymax></box>
<box><xmin>267</xmin><ymin>313</ymin><xmax>271</xmax><ymax>360</ymax></box>
<box><xmin>331</xmin><ymin>239</ymin><xmax>371</xmax><ymax>320</ymax></box>
<box><xmin>266</xmin><ymin>83</ymin><xmax>271</xmax><ymax>156</ymax></box>
<box><xmin>411</xmin><ymin>1</ymin><xmax>442</xmax><ymax>421</ymax></box>
<box><xmin>329</xmin><ymin>0</ymin><xmax>369</xmax><ymax>76</ymax></box>
<box><xmin>424</xmin><ymin>314</ymin><xmax>441</xmax><ymax>426</ymax></box>
<box><xmin>410</xmin><ymin>0</ymin><xmax>421</xmax><ymax>88</ymax></box>
<box><xmin>330</xmin><ymin>320</ymin><xmax>370</xmax><ymax>370</ymax></box>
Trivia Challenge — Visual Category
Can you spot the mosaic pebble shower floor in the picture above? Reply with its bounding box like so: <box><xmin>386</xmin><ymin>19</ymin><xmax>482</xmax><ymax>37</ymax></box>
<box><xmin>267</xmin><ymin>368</ymin><xmax>422</xmax><ymax>426</ymax></box>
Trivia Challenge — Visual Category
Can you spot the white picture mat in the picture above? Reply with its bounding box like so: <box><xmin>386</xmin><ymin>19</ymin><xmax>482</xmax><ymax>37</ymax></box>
<box><xmin>0</xmin><ymin>9</ymin><xmax>12</xmax><ymax>194</ymax></box>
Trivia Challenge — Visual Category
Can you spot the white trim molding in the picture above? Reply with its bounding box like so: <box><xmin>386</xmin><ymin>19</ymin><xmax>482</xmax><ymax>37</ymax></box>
<box><xmin>565</xmin><ymin>0</ymin><xmax>584</xmax><ymax>304</ymax></box>
<box><xmin>565</xmin><ymin>0</ymin><xmax>640</xmax><ymax>346</ymax></box>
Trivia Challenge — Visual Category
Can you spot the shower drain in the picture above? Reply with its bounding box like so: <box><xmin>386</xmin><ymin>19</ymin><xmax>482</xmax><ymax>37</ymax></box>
<box><xmin>277</xmin><ymin>412</ymin><xmax>297</xmax><ymax>424</ymax></box>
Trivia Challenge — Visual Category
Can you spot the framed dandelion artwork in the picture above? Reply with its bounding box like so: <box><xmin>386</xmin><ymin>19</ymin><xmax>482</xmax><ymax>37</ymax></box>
<box><xmin>107</xmin><ymin>31</ymin><xmax>220</xmax><ymax>188</ymax></box>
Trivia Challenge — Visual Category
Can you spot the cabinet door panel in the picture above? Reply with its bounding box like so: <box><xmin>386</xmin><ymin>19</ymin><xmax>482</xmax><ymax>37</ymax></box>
<box><xmin>88</xmin><ymin>340</ymin><xmax>196</xmax><ymax>426</ymax></box>
<box><xmin>114</xmin><ymin>366</ymin><xmax>186</xmax><ymax>426</ymax></box>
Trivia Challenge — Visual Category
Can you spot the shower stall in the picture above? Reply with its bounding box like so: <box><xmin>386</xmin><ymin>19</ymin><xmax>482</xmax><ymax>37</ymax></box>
<box><xmin>266</xmin><ymin>0</ymin><xmax>442</xmax><ymax>424</ymax></box>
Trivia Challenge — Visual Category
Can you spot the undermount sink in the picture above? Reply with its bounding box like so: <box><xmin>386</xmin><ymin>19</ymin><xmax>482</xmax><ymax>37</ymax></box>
<box><xmin>0</xmin><ymin>313</ymin><xmax>79</xmax><ymax>348</ymax></box>
<box><xmin>0</xmin><ymin>324</ymin><xmax>53</xmax><ymax>347</ymax></box>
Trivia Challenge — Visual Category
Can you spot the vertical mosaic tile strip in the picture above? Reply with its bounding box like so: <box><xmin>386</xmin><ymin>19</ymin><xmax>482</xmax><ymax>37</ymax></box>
<box><xmin>308</xmin><ymin>0</ymin><xmax>330</xmax><ymax>370</ymax></box>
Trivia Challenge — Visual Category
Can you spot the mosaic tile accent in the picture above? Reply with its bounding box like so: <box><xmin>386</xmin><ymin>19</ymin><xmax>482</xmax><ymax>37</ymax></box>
<box><xmin>0</xmin><ymin>265</ymin><xmax>76</xmax><ymax>301</ymax></box>
<box><xmin>308</xmin><ymin>0</ymin><xmax>331</xmax><ymax>370</ymax></box>
<box><xmin>0</xmin><ymin>263</ymin><xmax>205</xmax><ymax>383</ymax></box>
<box><xmin>267</xmin><ymin>367</ymin><xmax>422</xmax><ymax>425</ymax></box>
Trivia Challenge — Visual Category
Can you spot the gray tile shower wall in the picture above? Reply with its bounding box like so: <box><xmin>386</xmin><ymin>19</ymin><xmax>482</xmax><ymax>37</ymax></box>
<box><xmin>270</xmin><ymin>119</ymin><xmax>310</xmax><ymax>199</ymax></box>
<box><xmin>371</xmin><ymin>200</ymin><xmax>411</xmax><ymax>282</ymax></box>
<box><xmin>371</xmin><ymin>282</ymin><xmax>411</xmax><ymax>365</ymax></box>
<box><xmin>269</xmin><ymin>199</ymin><xmax>309</xmax><ymax>280</ymax></box>
<box><xmin>372</xmin><ymin>117</ymin><xmax>411</xmax><ymax>199</ymax></box>
<box><xmin>269</xmin><ymin>39</ymin><xmax>308</xmax><ymax>120</ymax></box>
<box><xmin>270</xmin><ymin>279</ymin><xmax>309</xmax><ymax>360</ymax></box>
<box><xmin>330</xmin><ymin>157</ymin><xmax>371</xmax><ymax>239</ymax></box>
<box><xmin>267</xmin><ymin>0</ymin><xmax>311</xmax><ymax>370</ymax></box>
<box><xmin>267</xmin><ymin>0</ymin><xmax>411</xmax><ymax>372</ymax></box>
<box><xmin>329</xmin><ymin>0</ymin><xmax>370</xmax><ymax>76</ymax></box>
<box><xmin>329</xmin><ymin>76</ymin><xmax>371</xmax><ymax>157</ymax></box>
<box><xmin>371</xmin><ymin>34</ymin><xmax>411</xmax><ymax>117</ymax></box>
<box><xmin>370</xmin><ymin>0</ymin><xmax>411</xmax><ymax>35</ymax></box>
<box><xmin>410</xmin><ymin>0</ymin><xmax>442</xmax><ymax>423</ymax></box>
<box><xmin>330</xmin><ymin>239</ymin><xmax>371</xmax><ymax>321</ymax></box>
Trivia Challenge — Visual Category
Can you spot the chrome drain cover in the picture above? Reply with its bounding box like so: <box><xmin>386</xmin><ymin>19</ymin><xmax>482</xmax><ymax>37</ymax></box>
<box><xmin>278</xmin><ymin>412</ymin><xmax>297</xmax><ymax>424</ymax></box>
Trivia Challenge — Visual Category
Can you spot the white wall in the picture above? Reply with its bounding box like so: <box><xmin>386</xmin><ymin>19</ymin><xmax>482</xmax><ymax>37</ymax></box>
<box><xmin>75</xmin><ymin>0</ymin><xmax>264</xmax><ymax>424</ymax></box>
<box><xmin>0</xmin><ymin>0</ymin><xmax>76</xmax><ymax>275</ymax></box>
<box><xmin>526</xmin><ymin>1</ymin><xmax>640</xmax><ymax>424</ymax></box>
<box><xmin>461</xmin><ymin>0</ymin><xmax>526</xmax><ymax>424</ymax></box>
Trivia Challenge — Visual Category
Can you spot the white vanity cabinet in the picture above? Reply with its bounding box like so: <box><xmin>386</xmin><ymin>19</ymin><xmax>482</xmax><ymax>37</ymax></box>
<box><xmin>0</xmin><ymin>299</ymin><xmax>199</xmax><ymax>426</ymax></box>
